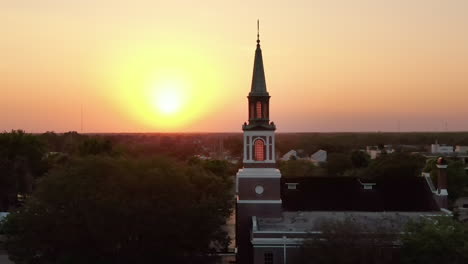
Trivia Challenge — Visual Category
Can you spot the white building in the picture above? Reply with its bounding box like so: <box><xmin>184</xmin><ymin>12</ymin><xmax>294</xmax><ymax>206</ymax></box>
<box><xmin>310</xmin><ymin>149</ymin><xmax>327</xmax><ymax>165</ymax></box>
<box><xmin>366</xmin><ymin>145</ymin><xmax>395</xmax><ymax>159</ymax></box>
<box><xmin>431</xmin><ymin>142</ymin><xmax>454</xmax><ymax>154</ymax></box>
<box><xmin>280</xmin><ymin>150</ymin><xmax>298</xmax><ymax>161</ymax></box>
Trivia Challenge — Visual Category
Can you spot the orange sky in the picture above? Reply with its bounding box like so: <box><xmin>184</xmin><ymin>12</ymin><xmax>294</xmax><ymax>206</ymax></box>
<box><xmin>2</xmin><ymin>0</ymin><xmax>468</xmax><ymax>132</ymax></box>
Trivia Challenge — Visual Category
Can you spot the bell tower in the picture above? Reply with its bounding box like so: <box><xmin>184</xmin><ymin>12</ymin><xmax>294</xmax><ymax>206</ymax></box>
<box><xmin>236</xmin><ymin>21</ymin><xmax>282</xmax><ymax>264</ymax></box>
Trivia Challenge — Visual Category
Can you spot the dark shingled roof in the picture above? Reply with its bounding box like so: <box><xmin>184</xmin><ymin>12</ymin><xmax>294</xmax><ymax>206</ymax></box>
<box><xmin>282</xmin><ymin>176</ymin><xmax>439</xmax><ymax>212</ymax></box>
<box><xmin>249</xmin><ymin>38</ymin><xmax>268</xmax><ymax>96</ymax></box>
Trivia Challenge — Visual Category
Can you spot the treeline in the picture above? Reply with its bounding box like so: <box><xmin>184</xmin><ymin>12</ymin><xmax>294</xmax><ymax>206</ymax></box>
<box><xmin>0</xmin><ymin>130</ymin><xmax>237</xmax><ymax>263</ymax></box>
<box><xmin>275</xmin><ymin>132</ymin><xmax>468</xmax><ymax>155</ymax></box>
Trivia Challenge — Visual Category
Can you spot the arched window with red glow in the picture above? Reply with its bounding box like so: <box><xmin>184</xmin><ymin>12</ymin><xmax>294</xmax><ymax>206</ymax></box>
<box><xmin>256</xmin><ymin>101</ymin><xmax>262</xmax><ymax>118</ymax></box>
<box><xmin>254</xmin><ymin>139</ymin><xmax>265</xmax><ymax>161</ymax></box>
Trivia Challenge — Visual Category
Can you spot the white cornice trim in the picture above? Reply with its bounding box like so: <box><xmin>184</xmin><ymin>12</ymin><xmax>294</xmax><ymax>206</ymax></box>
<box><xmin>237</xmin><ymin>199</ymin><xmax>282</xmax><ymax>204</ymax></box>
<box><xmin>237</xmin><ymin>168</ymin><xmax>281</xmax><ymax>175</ymax></box>
<box><xmin>253</xmin><ymin>245</ymin><xmax>301</xmax><ymax>248</ymax></box>
<box><xmin>237</xmin><ymin>175</ymin><xmax>281</xmax><ymax>178</ymax></box>
<box><xmin>251</xmin><ymin>237</ymin><xmax>304</xmax><ymax>245</ymax></box>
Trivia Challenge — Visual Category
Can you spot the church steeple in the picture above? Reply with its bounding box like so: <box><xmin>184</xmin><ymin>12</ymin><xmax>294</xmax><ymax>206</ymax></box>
<box><xmin>236</xmin><ymin>24</ymin><xmax>282</xmax><ymax>264</ymax></box>
<box><xmin>250</xmin><ymin>20</ymin><xmax>269</xmax><ymax>96</ymax></box>
<box><xmin>243</xmin><ymin>20</ymin><xmax>275</xmax><ymax>131</ymax></box>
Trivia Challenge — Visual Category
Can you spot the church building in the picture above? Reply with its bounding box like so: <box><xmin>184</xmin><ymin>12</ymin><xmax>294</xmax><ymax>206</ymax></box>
<box><xmin>235</xmin><ymin>25</ymin><xmax>450</xmax><ymax>264</ymax></box>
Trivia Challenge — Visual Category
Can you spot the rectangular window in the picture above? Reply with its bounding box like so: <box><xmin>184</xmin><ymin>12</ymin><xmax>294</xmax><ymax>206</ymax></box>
<box><xmin>256</xmin><ymin>101</ymin><xmax>262</xmax><ymax>118</ymax></box>
<box><xmin>255</xmin><ymin>139</ymin><xmax>265</xmax><ymax>161</ymax></box>
<box><xmin>264</xmin><ymin>252</ymin><xmax>273</xmax><ymax>264</ymax></box>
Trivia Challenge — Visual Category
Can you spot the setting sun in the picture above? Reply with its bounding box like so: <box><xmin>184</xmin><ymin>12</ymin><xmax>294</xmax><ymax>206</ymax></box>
<box><xmin>152</xmin><ymin>79</ymin><xmax>186</xmax><ymax>115</ymax></box>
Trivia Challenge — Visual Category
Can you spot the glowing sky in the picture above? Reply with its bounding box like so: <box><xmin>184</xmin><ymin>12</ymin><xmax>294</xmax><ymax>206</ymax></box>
<box><xmin>2</xmin><ymin>0</ymin><xmax>468</xmax><ymax>132</ymax></box>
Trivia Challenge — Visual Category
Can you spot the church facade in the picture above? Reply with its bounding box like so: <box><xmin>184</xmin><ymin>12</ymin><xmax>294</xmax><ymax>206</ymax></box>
<box><xmin>235</xmin><ymin>27</ymin><xmax>450</xmax><ymax>264</ymax></box>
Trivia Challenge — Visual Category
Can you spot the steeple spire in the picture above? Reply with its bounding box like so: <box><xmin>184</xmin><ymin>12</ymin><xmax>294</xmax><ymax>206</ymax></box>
<box><xmin>250</xmin><ymin>20</ymin><xmax>268</xmax><ymax>96</ymax></box>
<box><xmin>257</xmin><ymin>19</ymin><xmax>260</xmax><ymax>45</ymax></box>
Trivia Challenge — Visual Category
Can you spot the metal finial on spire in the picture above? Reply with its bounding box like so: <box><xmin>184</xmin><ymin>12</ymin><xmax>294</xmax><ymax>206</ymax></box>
<box><xmin>257</xmin><ymin>19</ymin><xmax>260</xmax><ymax>44</ymax></box>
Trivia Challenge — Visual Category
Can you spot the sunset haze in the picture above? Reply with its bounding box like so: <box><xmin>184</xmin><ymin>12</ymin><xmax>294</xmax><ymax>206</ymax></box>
<box><xmin>2</xmin><ymin>0</ymin><xmax>468</xmax><ymax>132</ymax></box>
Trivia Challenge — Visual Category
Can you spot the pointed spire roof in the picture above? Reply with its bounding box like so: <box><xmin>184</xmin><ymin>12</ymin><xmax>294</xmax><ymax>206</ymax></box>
<box><xmin>250</xmin><ymin>20</ymin><xmax>269</xmax><ymax>96</ymax></box>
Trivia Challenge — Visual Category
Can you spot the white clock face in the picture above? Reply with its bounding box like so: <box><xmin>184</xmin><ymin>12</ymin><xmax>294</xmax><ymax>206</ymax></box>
<box><xmin>255</xmin><ymin>185</ymin><xmax>264</xmax><ymax>194</ymax></box>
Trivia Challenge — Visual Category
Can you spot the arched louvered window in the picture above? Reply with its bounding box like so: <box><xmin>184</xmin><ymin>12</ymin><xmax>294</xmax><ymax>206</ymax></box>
<box><xmin>254</xmin><ymin>139</ymin><xmax>265</xmax><ymax>161</ymax></box>
<box><xmin>256</xmin><ymin>101</ymin><xmax>262</xmax><ymax>118</ymax></box>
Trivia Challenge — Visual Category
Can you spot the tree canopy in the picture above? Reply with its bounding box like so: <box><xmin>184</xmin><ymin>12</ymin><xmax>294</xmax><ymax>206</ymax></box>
<box><xmin>279</xmin><ymin>160</ymin><xmax>321</xmax><ymax>178</ymax></box>
<box><xmin>0</xmin><ymin>130</ymin><xmax>46</xmax><ymax>211</ymax></box>
<box><xmin>361</xmin><ymin>152</ymin><xmax>425</xmax><ymax>180</ymax></box>
<box><xmin>401</xmin><ymin>216</ymin><xmax>468</xmax><ymax>264</ymax></box>
<box><xmin>2</xmin><ymin>156</ymin><xmax>234</xmax><ymax>264</ymax></box>
<box><xmin>350</xmin><ymin>150</ymin><xmax>371</xmax><ymax>169</ymax></box>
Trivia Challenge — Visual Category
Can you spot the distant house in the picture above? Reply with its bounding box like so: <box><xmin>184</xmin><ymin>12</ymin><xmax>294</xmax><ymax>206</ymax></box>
<box><xmin>366</xmin><ymin>145</ymin><xmax>395</xmax><ymax>159</ymax></box>
<box><xmin>310</xmin><ymin>149</ymin><xmax>327</xmax><ymax>165</ymax></box>
<box><xmin>280</xmin><ymin>150</ymin><xmax>298</xmax><ymax>161</ymax></box>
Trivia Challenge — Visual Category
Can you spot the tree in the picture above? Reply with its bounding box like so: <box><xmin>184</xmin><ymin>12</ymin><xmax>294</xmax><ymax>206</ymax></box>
<box><xmin>0</xmin><ymin>130</ymin><xmax>46</xmax><ymax>211</ymax></box>
<box><xmin>279</xmin><ymin>160</ymin><xmax>323</xmax><ymax>178</ymax></box>
<box><xmin>2</xmin><ymin>156</ymin><xmax>234</xmax><ymax>264</ymax></box>
<box><xmin>350</xmin><ymin>151</ymin><xmax>370</xmax><ymax>169</ymax></box>
<box><xmin>401</xmin><ymin>216</ymin><xmax>468</xmax><ymax>264</ymax></box>
<box><xmin>326</xmin><ymin>153</ymin><xmax>353</xmax><ymax>176</ymax></box>
<box><xmin>78</xmin><ymin>137</ymin><xmax>114</xmax><ymax>156</ymax></box>
<box><xmin>362</xmin><ymin>152</ymin><xmax>425</xmax><ymax>180</ymax></box>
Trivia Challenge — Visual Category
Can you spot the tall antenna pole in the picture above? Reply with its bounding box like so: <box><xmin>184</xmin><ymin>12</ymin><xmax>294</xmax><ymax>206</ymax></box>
<box><xmin>80</xmin><ymin>103</ymin><xmax>83</xmax><ymax>133</ymax></box>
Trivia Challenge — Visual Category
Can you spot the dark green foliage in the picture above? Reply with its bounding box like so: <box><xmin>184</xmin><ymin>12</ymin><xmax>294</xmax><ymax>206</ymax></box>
<box><xmin>326</xmin><ymin>153</ymin><xmax>353</xmax><ymax>176</ymax></box>
<box><xmin>223</xmin><ymin>136</ymin><xmax>243</xmax><ymax>157</ymax></box>
<box><xmin>279</xmin><ymin>160</ymin><xmax>325</xmax><ymax>178</ymax></box>
<box><xmin>0</xmin><ymin>130</ymin><xmax>46</xmax><ymax>211</ymax></box>
<box><xmin>78</xmin><ymin>138</ymin><xmax>114</xmax><ymax>156</ymax></box>
<box><xmin>362</xmin><ymin>152</ymin><xmax>425</xmax><ymax>179</ymax></box>
<box><xmin>39</xmin><ymin>131</ymin><xmax>86</xmax><ymax>154</ymax></box>
<box><xmin>2</xmin><ymin>156</ymin><xmax>234</xmax><ymax>264</ymax></box>
<box><xmin>401</xmin><ymin>217</ymin><xmax>468</xmax><ymax>264</ymax></box>
<box><xmin>350</xmin><ymin>151</ymin><xmax>370</xmax><ymax>168</ymax></box>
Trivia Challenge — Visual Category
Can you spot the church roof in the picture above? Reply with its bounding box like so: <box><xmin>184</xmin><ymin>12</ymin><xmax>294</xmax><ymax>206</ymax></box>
<box><xmin>249</xmin><ymin>21</ymin><xmax>269</xmax><ymax>97</ymax></box>
<box><xmin>282</xmin><ymin>176</ymin><xmax>439</xmax><ymax>212</ymax></box>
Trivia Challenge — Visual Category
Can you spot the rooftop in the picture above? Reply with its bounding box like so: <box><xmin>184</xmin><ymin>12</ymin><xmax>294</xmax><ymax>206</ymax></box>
<box><xmin>255</xmin><ymin>211</ymin><xmax>446</xmax><ymax>233</ymax></box>
<box><xmin>282</xmin><ymin>176</ymin><xmax>440</xmax><ymax>212</ymax></box>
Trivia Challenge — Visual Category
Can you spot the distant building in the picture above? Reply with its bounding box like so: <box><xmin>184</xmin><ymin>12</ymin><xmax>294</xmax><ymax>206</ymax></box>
<box><xmin>431</xmin><ymin>142</ymin><xmax>454</xmax><ymax>154</ymax></box>
<box><xmin>455</xmin><ymin>145</ymin><xmax>468</xmax><ymax>154</ymax></box>
<box><xmin>310</xmin><ymin>149</ymin><xmax>327</xmax><ymax>164</ymax></box>
<box><xmin>235</xmin><ymin>30</ymin><xmax>449</xmax><ymax>264</ymax></box>
<box><xmin>366</xmin><ymin>145</ymin><xmax>395</xmax><ymax>159</ymax></box>
<box><xmin>280</xmin><ymin>150</ymin><xmax>298</xmax><ymax>161</ymax></box>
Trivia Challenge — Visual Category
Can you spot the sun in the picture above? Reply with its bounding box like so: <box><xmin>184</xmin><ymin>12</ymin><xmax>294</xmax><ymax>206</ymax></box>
<box><xmin>151</xmin><ymin>79</ymin><xmax>187</xmax><ymax>116</ymax></box>
<box><xmin>157</xmin><ymin>89</ymin><xmax>182</xmax><ymax>114</ymax></box>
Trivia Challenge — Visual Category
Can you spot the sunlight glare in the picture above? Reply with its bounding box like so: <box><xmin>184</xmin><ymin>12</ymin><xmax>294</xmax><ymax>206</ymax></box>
<box><xmin>153</xmin><ymin>80</ymin><xmax>185</xmax><ymax>115</ymax></box>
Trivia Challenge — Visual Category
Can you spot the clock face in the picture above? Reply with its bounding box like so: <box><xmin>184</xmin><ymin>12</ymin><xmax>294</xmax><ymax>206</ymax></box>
<box><xmin>255</xmin><ymin>185</ymin><xmax>264</xmax><ymax>194</ymax></box>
